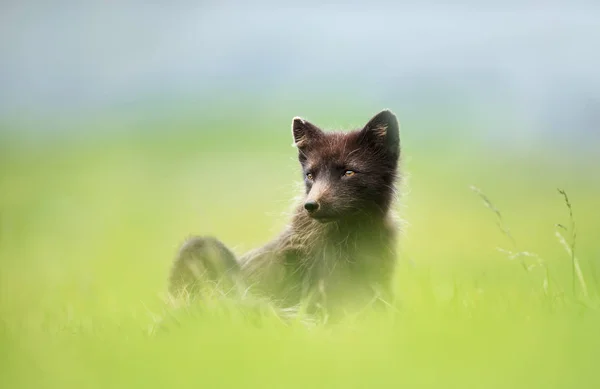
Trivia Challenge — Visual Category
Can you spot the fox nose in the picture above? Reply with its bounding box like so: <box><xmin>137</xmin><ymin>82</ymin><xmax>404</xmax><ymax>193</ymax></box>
<box><xmin>304</xmin><ymin>201</ymin><xmax>319</xmax><ymax>213</ymax></box>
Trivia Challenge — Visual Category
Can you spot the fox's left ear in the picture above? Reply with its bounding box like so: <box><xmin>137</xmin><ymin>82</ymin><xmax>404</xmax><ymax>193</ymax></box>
<box><xmin>359</xmin><ymin>109</ymin><xmax>400</xmax><ymax>158</ymax></box>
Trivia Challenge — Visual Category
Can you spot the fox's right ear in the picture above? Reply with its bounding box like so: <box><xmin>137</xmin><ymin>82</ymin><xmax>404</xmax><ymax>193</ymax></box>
<box><xmin>291</xmin><ymin>117</ymin><xmax>323</xmax><ymax>149</ymax></box>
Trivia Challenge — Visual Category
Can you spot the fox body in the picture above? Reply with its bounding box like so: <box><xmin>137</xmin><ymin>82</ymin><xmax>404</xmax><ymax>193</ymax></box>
<box><xmin>169</xmin><ymin>109</ymin><xmax>401</xmax><ymax>317</ymax></box>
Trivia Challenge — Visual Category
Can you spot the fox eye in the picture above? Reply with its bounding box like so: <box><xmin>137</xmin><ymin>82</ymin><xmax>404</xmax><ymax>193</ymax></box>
<box><xmin>344</xmin><ymin>170</ymin><xmax>356</xmax><ymax>177</ymax></box>
<box><xmin>306</xmin><ymin>172</ymin><xmax>314</xmax><ymax>180</ymax></box>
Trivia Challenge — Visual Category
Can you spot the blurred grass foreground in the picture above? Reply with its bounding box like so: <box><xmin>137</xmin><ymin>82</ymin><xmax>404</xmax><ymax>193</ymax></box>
<box><xmin>1</xmin><ymin>108</ymin><xmax>599</xmax><ymax>389</ymax></box>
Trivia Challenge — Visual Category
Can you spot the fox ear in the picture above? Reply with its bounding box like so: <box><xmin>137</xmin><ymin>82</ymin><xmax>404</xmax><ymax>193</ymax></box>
<box><xmin>359</xmin><ymin>109</ymin><xmax>400</xmax><ymax>157</ymax></box>
<box><xmin>291</xmin><ymin>117</ymin><xmax>324</xmax><ymax>149</ymax></box>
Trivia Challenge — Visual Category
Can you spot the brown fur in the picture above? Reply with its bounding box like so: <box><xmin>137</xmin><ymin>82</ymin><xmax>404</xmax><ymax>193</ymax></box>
<box><xmin>169</xmin><ymin>109</ymin><xmax>401</xmax><ymax>319</ymax></box>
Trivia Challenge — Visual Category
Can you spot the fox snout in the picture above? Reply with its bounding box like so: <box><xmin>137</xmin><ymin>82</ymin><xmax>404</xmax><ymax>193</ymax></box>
<box><xmin>303</xmin><ymin>198</ymin><xmax>333</xmax><ymax>222</ymax></box>
<box><xmin>304</xmin><ymin>191</ymin><xmax>326</xmax><ymax>218</ymax></box>
<box><xmin>304</xmin><ymin>200</ymin><xmax>319</xmax><ymax>213</ymax></box>
<box><xmin>303</xmin><ymin>182</ymin><xmax>337</xmax><ymax>222</ymax></box>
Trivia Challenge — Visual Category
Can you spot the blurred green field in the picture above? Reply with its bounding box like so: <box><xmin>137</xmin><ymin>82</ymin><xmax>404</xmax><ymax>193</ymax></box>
<box><xmin>1</xmin><ymin>113</ymin><xmax>599</xmax><ymax>388</ymax></box>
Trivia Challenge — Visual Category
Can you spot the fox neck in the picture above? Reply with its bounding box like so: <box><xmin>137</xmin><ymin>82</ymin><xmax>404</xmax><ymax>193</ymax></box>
<box><xmin>290</xmin><ymin>204</ymin><xmax>392</xmax><ymax>243</ymax></box>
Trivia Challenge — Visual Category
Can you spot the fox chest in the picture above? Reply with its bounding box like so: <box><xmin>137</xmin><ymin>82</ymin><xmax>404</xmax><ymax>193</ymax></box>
<box><xmin>297</xmin><ymin>239</ymin><xmax>392</xmax><ymax>295</ymax></box>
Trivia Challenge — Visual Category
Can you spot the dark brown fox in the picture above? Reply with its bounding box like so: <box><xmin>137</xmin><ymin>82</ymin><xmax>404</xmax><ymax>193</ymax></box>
<box><xmin>169</xmin><ymin>109</ymin><xmax>401</xmax><ymax>318</ymax></box>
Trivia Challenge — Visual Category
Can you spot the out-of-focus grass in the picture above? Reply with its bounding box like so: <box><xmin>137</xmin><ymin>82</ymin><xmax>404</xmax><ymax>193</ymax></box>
<box><xmin>1</xmin><ymin>114</ymin><xmax>599</xmax><ymax>388</ymax></box>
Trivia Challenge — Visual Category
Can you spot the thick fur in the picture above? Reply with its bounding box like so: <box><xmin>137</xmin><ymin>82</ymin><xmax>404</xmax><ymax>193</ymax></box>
<box><xmin>168</xmin><ymin>236</ymin><xmax>241</xmax><ymax>297</ymax></box>
<box><xmin>169</xmin><ymin>110</ymin><xmax>401</xmax><ymax>318</ymax></box>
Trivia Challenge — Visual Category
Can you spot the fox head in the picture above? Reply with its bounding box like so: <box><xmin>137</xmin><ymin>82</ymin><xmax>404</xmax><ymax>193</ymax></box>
<box><xmin>291</xmin><ymin>109</ymin><xmax>400</xmax><ymax>223</ymax></box>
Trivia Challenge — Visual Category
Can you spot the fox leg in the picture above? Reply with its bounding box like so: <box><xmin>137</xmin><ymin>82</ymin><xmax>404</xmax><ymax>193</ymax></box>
<box><xmin>168</xmin><ymin>236</ymin><xmax>242</xmax><ymax>298</ymax></box>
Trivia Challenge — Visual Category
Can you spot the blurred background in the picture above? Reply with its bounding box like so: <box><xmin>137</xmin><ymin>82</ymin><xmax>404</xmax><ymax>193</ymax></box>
<box><xmin>2</xmin><ymin>1</ymin><xmax>600</xmax><ymax>145</ymax></box>
<box><xmin>1</xmin><ymin>2</ymin><xmax>600</xmax><ymax>388</ymax></box>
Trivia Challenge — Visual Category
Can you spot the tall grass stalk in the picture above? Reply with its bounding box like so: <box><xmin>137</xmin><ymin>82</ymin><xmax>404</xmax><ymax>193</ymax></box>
<box><xmin>470</xmin><ymin>185</ymin><xmax>557</xmax><ymax>297</ymax></box>
<box><xmin>556</xmin><ymin>189</ymin><xmax>588</xmax><ymax>299</ymax></box>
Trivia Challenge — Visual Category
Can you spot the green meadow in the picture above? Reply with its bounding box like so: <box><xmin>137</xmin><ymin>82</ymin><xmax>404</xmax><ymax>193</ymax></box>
<box><xmin>1</xmin><ymin>111</ymin><xmax>599</xmax><ymax>388</ymax></box>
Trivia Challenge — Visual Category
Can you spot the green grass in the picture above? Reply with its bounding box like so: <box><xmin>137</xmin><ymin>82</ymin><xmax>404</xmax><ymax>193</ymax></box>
<box><xmin>1</xmin><ymin>115</ymin><xmax>599</xmax><ymax>388</ymax></box>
